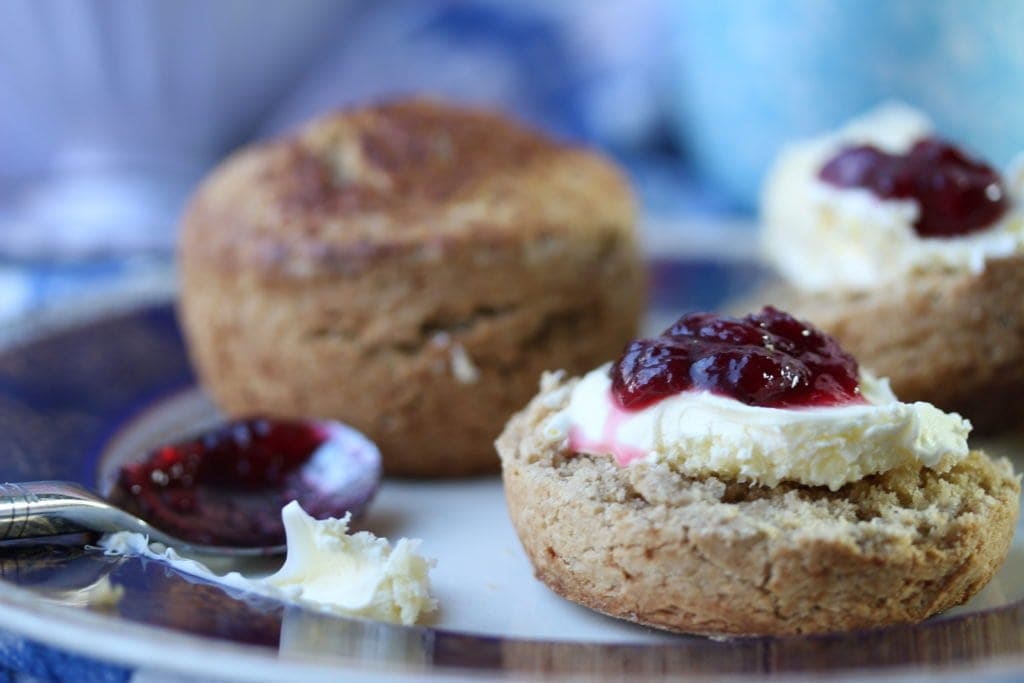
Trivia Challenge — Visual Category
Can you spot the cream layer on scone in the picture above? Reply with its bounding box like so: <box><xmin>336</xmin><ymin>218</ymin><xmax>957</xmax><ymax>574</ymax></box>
<box><xmin>762</xmin><ymin>103</ymin><xmax>1024</xmax><ymax>291</ymax></box>
<box><xmin>543</xmin><ymin>366</ymin><xmax>970</xmax><ymax>491</ymax></box>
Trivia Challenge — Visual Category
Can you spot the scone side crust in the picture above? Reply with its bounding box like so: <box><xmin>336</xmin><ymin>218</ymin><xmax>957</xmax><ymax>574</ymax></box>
<box><xmin>496</xmin><ymin>375</ymin><xmax>1021</xmax><ymax>635</ymax></box>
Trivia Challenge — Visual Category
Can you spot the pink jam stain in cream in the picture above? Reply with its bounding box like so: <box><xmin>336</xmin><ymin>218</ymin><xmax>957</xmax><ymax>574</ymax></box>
<box><xmin>568</xmin><ymin>390</ymin><xmax>648</xmax><ymax>466</ymax></box>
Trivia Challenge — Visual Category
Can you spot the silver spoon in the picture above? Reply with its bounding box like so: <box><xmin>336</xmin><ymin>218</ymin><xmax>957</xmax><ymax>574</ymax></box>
<box><xmin>0</xmin><ymin>481</ymin><xmax>284</xmax><ymax>556</ymax></box>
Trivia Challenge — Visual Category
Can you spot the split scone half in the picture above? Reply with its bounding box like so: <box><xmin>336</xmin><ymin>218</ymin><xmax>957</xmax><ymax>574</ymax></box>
<box><xmin>497</xmin><ymin>308</ymin><xmax>1020</xmax><ymax>637</ymax></box>
<box><xmin>756</xmin><ymin>103</ymin><xmax>1024</xmax><ymax>434</ymax></box>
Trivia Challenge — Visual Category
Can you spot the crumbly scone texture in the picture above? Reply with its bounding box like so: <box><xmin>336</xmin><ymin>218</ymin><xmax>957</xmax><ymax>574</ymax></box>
<box><xmin>179</xmin><ymin>99</ymin><xmax>645</xmax><ymax>476</ymax></box>
<box><xmin>739</xmin><ymin>255</ymin><xmax>1024</xmax><ymax>434</ymax></box>
<box><xmin>496</xmin><ymin>374</ymin><xmax>1020</xmax><ymax>636</ymax></box>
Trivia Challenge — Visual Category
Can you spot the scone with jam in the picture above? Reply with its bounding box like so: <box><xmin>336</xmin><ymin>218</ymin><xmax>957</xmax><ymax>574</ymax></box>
<box><xmin>497</xmin><ymin>307</ymin><xmax>1019</xmax><ymax>636</ymax></box>
<box><xmin>755</xmin><ymin>103</ymin><xmax>1024</xmax><ymax>433</ymax></box>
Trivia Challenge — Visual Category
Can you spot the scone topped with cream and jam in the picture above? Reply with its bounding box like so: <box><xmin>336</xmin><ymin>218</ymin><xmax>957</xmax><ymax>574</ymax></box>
<box><xmin>755</xmin><ymin>104</ymin><xmax>1024</xmax><ymax>432</ymax></box>
<box><xmin>763</xmin><ymin>103</ymin><xmax>1022</xmax><ymax>290</ymax></box>
<box><xmin>497</xmin><ymin>307</ymin><xmax>1019</xmax><ymax>637</ymax></box>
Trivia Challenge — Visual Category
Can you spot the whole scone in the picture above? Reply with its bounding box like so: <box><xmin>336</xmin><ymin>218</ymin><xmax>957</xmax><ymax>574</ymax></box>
<box><xmin>179</xmin><ymin>99</ymin><xmax>645</xmax><ymax>477</ymax></box>
<box><xmin>497</xmin><ymin>373</ymin><xmax>1020</xmax><ymax>637</ymax></box>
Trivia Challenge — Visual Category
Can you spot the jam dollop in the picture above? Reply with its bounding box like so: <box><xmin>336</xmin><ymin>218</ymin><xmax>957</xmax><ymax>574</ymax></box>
<box><xmin>818</xmin><ymin>137</ymin><xmax>1009</xmax><ymax>238</ymax></box>
<box><xmin>610</xmin><ymin>307</ymin><xmax>864</xmax><ymax>411</ymax></box>
<box><xmin>108</xmin><ymin>417</ymin><xmax>380</xmax><ymax>548</ymax></box>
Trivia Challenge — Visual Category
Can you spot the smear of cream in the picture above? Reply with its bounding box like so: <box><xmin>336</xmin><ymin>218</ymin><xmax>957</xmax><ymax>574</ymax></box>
<box><xmin>551</xmin><ymin>364</ymin><xmax>970</xmax><ymax>491</ymax></box>
<box><xmin>98</xmin><ymin>501</ymin><xmax>436</xmax><ymax>625</ymax></box>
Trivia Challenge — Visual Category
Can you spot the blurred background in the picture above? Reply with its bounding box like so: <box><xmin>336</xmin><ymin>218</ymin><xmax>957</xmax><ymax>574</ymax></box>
<box><xmin>0</xmin><ymin>0</ymin><xmax>1022</xmax><ymax>324</ymax></box>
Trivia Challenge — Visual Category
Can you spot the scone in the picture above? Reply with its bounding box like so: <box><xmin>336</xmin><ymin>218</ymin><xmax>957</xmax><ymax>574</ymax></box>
<box><xmin>496</xmin><ymin>307</ymin><xmax>1020</xmax><ymax>636</ymax></box>
<box><xmin>756</xmin><ymin>103</ymin><xmax>1024</xmax><ymax>433</ymax></box>
<box><xmin>179</xmin><ymin>99</ymin><xmax>645</xmax><ymax>477</ymax></box>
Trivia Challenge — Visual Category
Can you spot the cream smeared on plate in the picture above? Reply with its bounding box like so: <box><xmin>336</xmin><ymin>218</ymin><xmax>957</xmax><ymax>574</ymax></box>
<box><xmin>99</xmin><ymin>501</ymin><xmax>436</xmax><ymax>625</ymax></box>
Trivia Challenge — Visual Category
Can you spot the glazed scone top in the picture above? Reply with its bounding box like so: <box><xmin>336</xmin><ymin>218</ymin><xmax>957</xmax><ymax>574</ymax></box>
<box><xmin>762</xmin><ymin>103</ymin><xmax>1024</xmax><ymax>291</ymax></box>
<box><xmin>180</xmin><ymin>99</ymin><xmax>635</xmax><ymax>279</ymax></box>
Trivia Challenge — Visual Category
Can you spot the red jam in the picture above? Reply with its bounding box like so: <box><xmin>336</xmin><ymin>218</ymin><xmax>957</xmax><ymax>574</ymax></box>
<box><xmin>818</xmin><ymin>137</ymin><xmax>1009</xmax><ymax>238</ymax></box>
<box><xmin>108</xmin><ymin>417</ymin><xmax>379</xmax><ymax>548</ymax></box>
<box><xmin>610</xmin><ymin>307</ymin><xmax>864</xmax><ymax>411</ymax></box>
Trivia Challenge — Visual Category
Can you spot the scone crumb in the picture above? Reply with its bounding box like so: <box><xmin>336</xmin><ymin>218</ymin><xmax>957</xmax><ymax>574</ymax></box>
<box><xmin>449</xmin><ymin>342</ymin><xmax>480</xmax><ymax>384</ymax></box>
<box><xmin>541</xmin><ymin>411</ymin><xmax>571</xmax><ymax>444</ymax></box>
<box><xmin>430</xmin><ymin>332</ymin><xmax>481</xmax><ymax>384</ymax></box>
<box><xmin>539</xmin><ymin>370</ymin><xmax>569</xmax><ymax>404</ymax></box>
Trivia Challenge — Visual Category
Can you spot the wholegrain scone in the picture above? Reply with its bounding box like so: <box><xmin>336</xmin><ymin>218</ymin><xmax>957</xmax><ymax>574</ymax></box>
<box><xmin>757</xmin><ymin>103</ymin><xmax>1024</xmax><ymax>433</ymax></box>
<box><xmin>179</xmin><ymin>99</ymin><xmax>645</xmax><ymax>476</ymax></box>
<box><xmin>496</xmin><ymin>308</ymin><xmax>1020</xmax><ymax>637</ymax></box>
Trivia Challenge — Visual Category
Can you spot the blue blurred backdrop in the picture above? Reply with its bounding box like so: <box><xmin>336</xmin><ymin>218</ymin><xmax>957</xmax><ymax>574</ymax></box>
<box><xmin>0</xmin><ymin>0</ymin><xmax>1021</xmax><ymax>315</ymax></box>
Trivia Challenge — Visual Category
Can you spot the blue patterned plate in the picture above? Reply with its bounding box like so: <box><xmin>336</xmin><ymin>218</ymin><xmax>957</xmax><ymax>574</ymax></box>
<box><xmin>0</xmin><ymin>257</ymin><xmax>1022</xmax><ymax>682</ymax></box>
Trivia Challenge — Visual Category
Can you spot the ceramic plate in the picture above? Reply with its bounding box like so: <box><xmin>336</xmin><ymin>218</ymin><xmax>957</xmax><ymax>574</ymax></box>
<box><xmin>0</xmin><ymin>256</ymin><xmax>1023</xmax><ymax>682</ymax></box>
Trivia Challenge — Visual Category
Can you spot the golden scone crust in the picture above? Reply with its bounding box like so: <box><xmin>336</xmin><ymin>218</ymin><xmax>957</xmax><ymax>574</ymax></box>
<box><xmin>179</xmin><ymin>100</ymin><xmax>645</xmax><ymax>476</ymax></box>
<box><xmin>741</xmin><ymin>256</ymin><xmax>1024</xmax><ymax>434</ymax></box>
<box><xmin>496</xmin><ymin>375</ymin><xmax>1020</xmax><ymax>637</ymax></box>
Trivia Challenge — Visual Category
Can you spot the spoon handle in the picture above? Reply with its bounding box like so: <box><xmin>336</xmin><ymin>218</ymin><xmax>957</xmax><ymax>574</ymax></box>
<box><xmin>0</xmin><ymin>481</ymin><xmax>123</xmax><ymax>541</ymax></box>
<box><xmin>0</xmin><ymin>481</ymin><xmax>282</xmax><ymax>556</ymax></box>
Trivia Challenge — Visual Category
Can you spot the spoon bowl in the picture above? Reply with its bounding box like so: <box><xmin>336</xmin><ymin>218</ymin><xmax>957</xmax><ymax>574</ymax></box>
<box><xmin>0</xmin><ymin>417</ymin><xmax>382</xmax><ymax>556</ymax></box>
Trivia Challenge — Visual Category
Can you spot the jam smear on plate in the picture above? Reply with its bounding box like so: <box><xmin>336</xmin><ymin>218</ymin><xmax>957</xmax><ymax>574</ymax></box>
<box><xmin>108</xmin><ymin>417</ymin><xmax>379</xmax><ymax>548</ymax></box>
<box><xmin>818</xmin><ymin>137</ymin><xmax>1009</xmax><ymax>238</ymax></box>
<box><xmin>610</xmin><ymin>307</ymin><xmax>864</xmax><ymax>411</ymax></box>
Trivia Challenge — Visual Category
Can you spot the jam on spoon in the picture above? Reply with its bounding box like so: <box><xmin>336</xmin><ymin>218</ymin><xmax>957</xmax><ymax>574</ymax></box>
<box><xmin>818</xmin><ymin>137</ymin><xmax>1009</xmax><ymax>238</ymax></box>
<box><xmin>107</xmin><ymin>417</ymin><xmax>381</xmax><ymax>548</ymax></box>
<box><xmin>611</xmin><ymin>307</ymin><xmax>864</xmax><ymax>411</ymax></box>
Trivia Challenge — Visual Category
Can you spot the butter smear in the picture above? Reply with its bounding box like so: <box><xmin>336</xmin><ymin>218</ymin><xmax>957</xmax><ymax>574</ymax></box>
<box><xmin>99</xmin><ymin>501</ymin><xmax>436</xmax><ymax>625</ymax></box>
